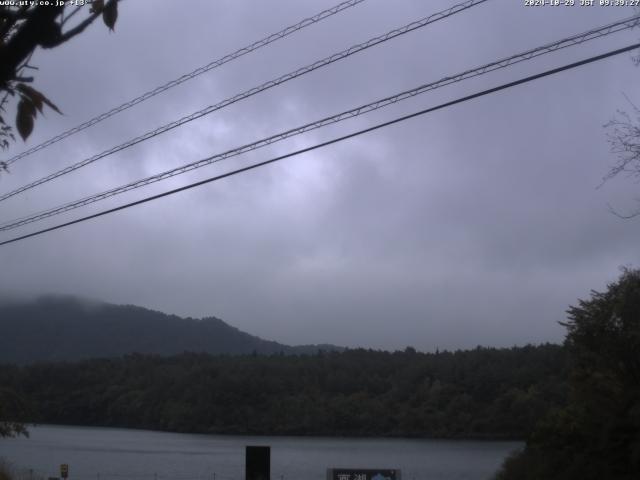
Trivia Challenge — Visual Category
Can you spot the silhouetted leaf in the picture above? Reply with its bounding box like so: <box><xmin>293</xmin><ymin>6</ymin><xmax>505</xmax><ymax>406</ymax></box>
<box><xmin>40</xmin><ymin>93</ymin><xmax>61</xmax><ymax>114</ymax></box>
<box><xmin>17</xmin><ymin>84</ymin><xmax>43</xmax><ymax>111</ymax></box>
<box><xmin>16</xmin><ymin>99</ymin><xmax>35</xmax><ymax>141</ymax></box>
<box><xmin>19</xmin><ymin>92</ymin><xmax>42</xmax><ymax>113</ymax></box>
<box><xmin>90</xmin><ymin>0</ymin><xmax>104</xmax><ymax>14</ymax></box>
<box><xmin>21</xmin><ymin>98</ymin><xmax>36</xmax><ymax>118</ymax></box>
<box><xmin>17</xmin><ymin>84</ymin><xmax>61</xmax><ymax>114</ymax></box>
<box><xmin>103</xmin><ymin>0</ymin><xmax>118</xmax><ymax>31</ymax></box>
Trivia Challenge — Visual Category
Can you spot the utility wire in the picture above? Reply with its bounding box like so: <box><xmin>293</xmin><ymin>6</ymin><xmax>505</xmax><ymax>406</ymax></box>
<box><xmin>0</xmin><ymin>0</ymin><xmax>489</xmax><ymax>202</ymax></box>
<box><xmin>1</xmin><ymin>41</ymin><xmax>638</xmax><ymax>248</ymax></box>
<box><xmin>3</xmin><ymin>0</ymin><xmax>367</xmax><ymax>166</ymax></box>
<box><xmin>1</xmin><ymin>14</ymin><xmax>638</xmax><ymax>232</ymax></box>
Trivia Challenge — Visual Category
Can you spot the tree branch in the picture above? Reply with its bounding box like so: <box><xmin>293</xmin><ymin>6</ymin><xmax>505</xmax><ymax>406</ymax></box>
<box><xmin>0</xmin><ymin>6</ymin><xmax>31</xmax><ymax>22</ymax></box>
<box><xmin>0</xmin><ymin>6</ymin><xmax>63</xmax><ymax>82</ymax></box>
<box><xmin>54</xmin><ymin>7</ymin><xmax>103</xmax><ymax>46</ymax></box>
<box><xmin>60</xmin><ymin>5</ymin><xmax>83</xmax><ymax>27</ymax></box>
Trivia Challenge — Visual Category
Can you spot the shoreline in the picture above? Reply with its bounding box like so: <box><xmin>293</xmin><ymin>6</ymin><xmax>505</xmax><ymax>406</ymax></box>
<box><xmin>16</xmin><ymin>422</ymin><xmax>526</xmax><ymax>443</ymax></box>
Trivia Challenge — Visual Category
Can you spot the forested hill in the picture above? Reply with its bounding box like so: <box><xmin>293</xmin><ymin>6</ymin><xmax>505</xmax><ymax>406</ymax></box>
<box><xmin>0</xmin><ymin>345</ymin><xmax>567</xmax><ymax>439</ymax></box>
<box><xmin>0</xmin><ymin>296</ymin><xmax>340</xmax><ymax>364</ymax></box>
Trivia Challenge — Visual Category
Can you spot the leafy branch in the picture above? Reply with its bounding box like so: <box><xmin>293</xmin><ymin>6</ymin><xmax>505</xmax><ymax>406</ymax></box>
<box><xmin>0</xmin><ymin>0</ymin><xmax>119</xmax><ymax>157</ymax></box>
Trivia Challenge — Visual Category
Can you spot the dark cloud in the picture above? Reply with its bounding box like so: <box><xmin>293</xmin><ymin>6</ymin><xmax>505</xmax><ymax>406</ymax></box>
<box><xmin>1</xmin><ymin>0</ymin><xmax>639</xmax><ymax>351</ymax></box>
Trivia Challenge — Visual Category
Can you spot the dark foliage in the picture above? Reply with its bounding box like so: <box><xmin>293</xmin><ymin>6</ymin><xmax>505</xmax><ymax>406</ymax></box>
<box><xmin>0</xmin><ymin>344</ymin><xmax>566</xmax><ymax>439</ymax></box>
<box><xmin>495</xmin><ymin>269</ymin><xmax>640</xmax><ymax>479</ymax></box>
<box><xmin>0</xmin><ymin>387</ymin><xmax>30</xmax><ymax>438</ymax></box>
<box><xmin>0</xmin><ymin>2</ymin><xmax>119</xmax><ymax>151</ymax></box>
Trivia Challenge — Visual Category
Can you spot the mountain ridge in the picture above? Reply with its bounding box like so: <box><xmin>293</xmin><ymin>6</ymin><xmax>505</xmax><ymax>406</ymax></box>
<box><xmin>0</xmin><ymin>295</ymin><xmax>342</xmax><ymax>364</ymax></box>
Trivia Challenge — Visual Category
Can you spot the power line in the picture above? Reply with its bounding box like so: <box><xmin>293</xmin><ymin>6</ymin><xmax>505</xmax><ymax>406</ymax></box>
<box><xmin>1</xmin><ymin>41</ymin><xmax>637</xmax><ymax>248</ymax></box>
<box><xmin>2</xmin><ymin>14</ymin><xmax>638</xmax><ymax>232</ymax></box>
<box><xmin>3</xmin><ymin>0</ymin><xmax>367</xmax><ymax>166</ymax></box>
<box><xmin>0</xmin><ymin>0</ymin><xmax>489</xmax><ymax>203</ymax></box>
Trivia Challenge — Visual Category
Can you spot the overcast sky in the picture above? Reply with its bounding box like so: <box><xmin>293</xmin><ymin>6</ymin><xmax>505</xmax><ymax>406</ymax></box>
<box><xmin>1</xmin><ymin>0</ymin><xmax>639</xmax><ymax>351</ymax></box>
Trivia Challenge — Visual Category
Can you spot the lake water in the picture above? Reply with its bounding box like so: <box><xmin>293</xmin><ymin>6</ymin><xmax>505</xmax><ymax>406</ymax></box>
<box><xmin>0</xmin><ymin>425</ymin><xmax>520</xmax><ymax>480</ymax></box>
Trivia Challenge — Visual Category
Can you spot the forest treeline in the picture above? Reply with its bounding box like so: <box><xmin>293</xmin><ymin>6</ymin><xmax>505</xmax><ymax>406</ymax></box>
<box><xmin>0</xmin><ymin>344</ymin><xmax>566</xmax><ymax>438</ymax></box>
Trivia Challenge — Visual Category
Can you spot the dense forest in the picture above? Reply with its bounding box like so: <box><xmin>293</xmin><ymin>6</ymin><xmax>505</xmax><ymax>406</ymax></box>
<box><xmin>496</xmin><ymin>269</ymin><xmax>640</xmax><ymax>479</ymax></box>
<box><xmin>0</xmin><ymin>296</ymin><xmax>340</xmax><ymax>364</ymax></box>
<box><xmin>0</xmin><ymin>344</ymin><xmax>566</xmax><ymax>439</ymax></box>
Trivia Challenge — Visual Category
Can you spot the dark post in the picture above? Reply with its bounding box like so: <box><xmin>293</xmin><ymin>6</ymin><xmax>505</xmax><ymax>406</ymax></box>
<box><xmin>246</xmin><ymin>445</ymin><xmax>270</xmax><ymax>480</ymax></box>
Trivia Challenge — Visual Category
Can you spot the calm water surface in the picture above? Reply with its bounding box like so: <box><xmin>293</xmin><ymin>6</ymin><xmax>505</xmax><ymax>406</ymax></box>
<box><xmin>1</xmin><ymin>425</ymin><xmax>520</xmax><ymax>480</ymax></box>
